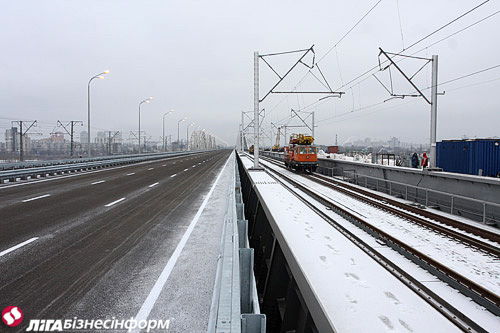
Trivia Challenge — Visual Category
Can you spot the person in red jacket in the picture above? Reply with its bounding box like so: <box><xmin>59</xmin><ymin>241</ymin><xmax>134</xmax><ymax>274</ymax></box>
<box><xmin>421</xmin><ymin>152</ymin><xmax>429</xmax><ymax>168</ymax></box>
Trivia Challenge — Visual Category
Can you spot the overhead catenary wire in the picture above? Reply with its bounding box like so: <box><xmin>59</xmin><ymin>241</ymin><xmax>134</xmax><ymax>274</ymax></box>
<box><xmin>260</xmin><ymin>0</ymin><xmax>495</xmax><ymax>140</ymax></box>
<box><xmin>318</xmin><ymin>65</ymin><xmax>500</xmax><ymax>126</ymax></box>
<box><xmin>317</xmin><ymin>0</ymin><xmax>384</xmax><ymax>64</ymax></box>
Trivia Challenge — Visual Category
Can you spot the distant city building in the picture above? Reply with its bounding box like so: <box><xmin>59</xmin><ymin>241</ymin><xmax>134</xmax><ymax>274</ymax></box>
<box><xmin>80</xmin><ymin>131</ymin><xmax>88</xmax><ymax>144</ymax></box>
<box><xmin>5</xmin><ymin>127</ymin><xmax>19</xmax><ymax>152</ymax></box>
<box><xmin>389</xmin><ymin>137</ymin><xmax>400</xmax><ymax>149</ymax></box>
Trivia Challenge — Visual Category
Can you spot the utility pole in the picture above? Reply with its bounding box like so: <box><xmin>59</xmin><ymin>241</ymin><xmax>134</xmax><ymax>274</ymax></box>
<box><xmin>253</xmin><ymin>51</ymin><xmax>261</xmax><ymax>168</ymax></box>
<box><xmin>430</xmin><ymin>55</ymin><xmax>438</xmax><ymax>168</ymax></box>
<box><xmin>57</xmin><ymin>120</ymin><xmax>83</xmax><ymax>157</ymax></box>
<box><xmin>13</xmin><ymin>120</ymin><xmax>37</xmax><ymax>162</ymax></box>
<box><xmin>106</xmin><ymin>131</ymin><xmax>120</xmax><ymax>155</ymax></box>
<box><xmin>377</xmin><ymin>48</ymin><xmax>439</xmax><ymax>168</ymax></box>
<box><xmin>312</xmin><ymin>111</ymin><xmax>315</xmax><ymax>139</ymax></box>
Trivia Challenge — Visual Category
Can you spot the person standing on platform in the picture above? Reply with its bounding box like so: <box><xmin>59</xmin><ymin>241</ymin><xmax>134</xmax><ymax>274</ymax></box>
<box><xmin>411</xmin><ymin>152</ymin><xmax>419</xmax><ymax>168</ymax></box>
<box><xmin>421</xmin><ymin>152</ymin><xmax>429</xmax><ymax>169</ymax></box>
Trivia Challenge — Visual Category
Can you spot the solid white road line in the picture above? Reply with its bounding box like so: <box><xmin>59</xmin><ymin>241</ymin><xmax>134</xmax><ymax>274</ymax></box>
<box><xmin>105</xmin><ymin>198</ymin><xmax>126</xmax><ymax>207</ymax></box>
<box><xmin>127</xmin><ymin>173</ymin><xmax>136</xmax><ymax>176</ymax></box>
<box><xmin>170</xmin><ymin>174</ymin><xmax>177</xmax><ymax>178</ymax></box>
<box><xmin>132</xmin><ymin>153</ymin><xmax>231</xmax><ymax>329</ymax></box>
<box><xmin>149</xmin><ymin>182</ymin><xmax>159</xmax><ymax>188</ymax></box>
<box><xmin>91</xmin><ymin>180</ymin><xmax>105</xmax><ymax>185</ymax></box>
<box><xmin>22</xmin><ymin>194</ymin><xmax>51</xmax><ymax>203</ymax></box>
<box><xmin>0</xmin><ymin>237</ymin><xmax>39</xmax><ymax>257</ymax></box>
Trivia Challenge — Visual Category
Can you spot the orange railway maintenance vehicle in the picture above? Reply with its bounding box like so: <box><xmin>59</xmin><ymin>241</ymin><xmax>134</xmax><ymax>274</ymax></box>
<box><xmin>284</xmin><ymin>134</ymin><xmax>318</xmax><ymax>172</ymax></box>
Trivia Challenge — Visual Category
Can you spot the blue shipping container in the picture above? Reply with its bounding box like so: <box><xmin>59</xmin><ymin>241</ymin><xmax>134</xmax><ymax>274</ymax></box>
<box><xmin>437</xmin><ymin>139</ymin><xmax>500</xmax><ymax>177</ymax></box>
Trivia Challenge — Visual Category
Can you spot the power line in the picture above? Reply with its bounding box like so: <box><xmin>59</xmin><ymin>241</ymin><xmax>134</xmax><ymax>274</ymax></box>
<box><xmin>317</xmin><ymin>0</ymin><xmax>383</xmax><ymax>63</ymax></box>
<box><xmin>409</xmin><ymin>9</ymin><xmax>500</xmax><ymax>56</ymax></box>
<box><xmin>403</xmin><ymin>0</ymin><xmax>490</xmax><ymax>52</ymax></box>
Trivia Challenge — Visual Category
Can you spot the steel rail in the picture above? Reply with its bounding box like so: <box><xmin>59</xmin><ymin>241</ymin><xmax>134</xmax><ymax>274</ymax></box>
<box><xmin>310</xmin><ymin>173</ymin><xmax>500</xmax><ymax>257</ymax></box>
<box><xmin>243</xmin><ymin>154</ymin><xmax>487</xmax><ymax>332</ymax></box>
<box><xmin>263</xmin><ymin>155</ymin><xmax>500</xmax><ymax>250</ymax></box>
<box><xmin>257</xmin><ymin>156</ymin><xmax>500</xmax><ymax>318</ymax></box>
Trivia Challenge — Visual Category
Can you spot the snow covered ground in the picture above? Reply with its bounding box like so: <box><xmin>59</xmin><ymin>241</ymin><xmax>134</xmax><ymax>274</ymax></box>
<box><xmin>240</xmin><ymin>155</ymin><xmax>481</xmax><ymax>332</ymax></box>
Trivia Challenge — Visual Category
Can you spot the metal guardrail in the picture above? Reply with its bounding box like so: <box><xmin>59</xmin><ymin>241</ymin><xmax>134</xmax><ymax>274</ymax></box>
<box><xmin>0</xmin><ymin>151</ymin><xmax>201</xmax><ymax>184</ymax></box>
<box><xmin>0</xmin><ymin>152</ymin><xmax>194</xmax><ymax>171</ymax></box>
<box><xmin>208</xmin><ymin>158</ymin><xmax>265</xmax><ymax>333</ymax></box>
<box><xmin>319</xmin><ymin>165</ymin><xmax>500</xmax><ymax>226</ymax></box>
<box><xmin>261</xmin><ymin>151</ymin><xmax>500</xmax><ymax>227</ymax></box>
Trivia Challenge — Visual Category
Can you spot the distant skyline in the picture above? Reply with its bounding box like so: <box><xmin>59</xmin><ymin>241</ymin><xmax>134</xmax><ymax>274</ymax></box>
<box><xmin>1</xmin><ymin>1</ymin><xmax>499</xmax><ymax>148</ymax></box>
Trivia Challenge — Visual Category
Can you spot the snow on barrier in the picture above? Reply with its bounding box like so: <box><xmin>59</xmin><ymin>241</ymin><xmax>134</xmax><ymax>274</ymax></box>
<box><xmin>208</xmin><ymin>160</ymin><xmax>265</xmax><ymax>333</ymax></box>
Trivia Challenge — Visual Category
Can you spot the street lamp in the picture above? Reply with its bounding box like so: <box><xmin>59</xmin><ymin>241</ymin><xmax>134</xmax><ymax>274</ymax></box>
<box><xmin>177</xmin><ymin>116</ymin><xmax>187</xmax><ymax>150</ymax></box>
<box><xmin>138</xmin><ymin>97</ymin><xmax>153</xmax><ymax>153</ymax></box>
<box><xmin>87</xmin><ymin>69</ymin><xmax>109</xmax><ymax>157</ymax></box>
<box><xmin>162</xmin><ymin>110</ymin><xmax>174</xmax><ymax>152</ymax></box>
<box><xmin>186</xmin><ymin>122</ymin><xmax>194</xmax><ymax>151</ymax></box>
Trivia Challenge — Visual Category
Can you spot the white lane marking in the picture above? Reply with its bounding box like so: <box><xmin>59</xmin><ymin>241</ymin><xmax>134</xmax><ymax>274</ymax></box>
<box><xmin>170</xmin><ymin>174</ymin><xmax>177</xmax><ymax>178</ymax></box>
<box><xmin>105</xmin><ymin>197</ymin><xmax>126</xmax><ymax>207</ymax></box>
<box><xmin>132</xmin><ymin>153</ymin><xmax>231</xmax><ymax>328</ymax></box>
<box><xmin>184</xmin><ymin>169</ymin><xmax>189</xmax><ymax>172</ymax></box>
<box><xmin>0</xmin><ymin>237</ymin><xmax>39</xmax><ymax>257</ymax></box>
<box><xmin>148</xmin><ymin>168</ymin><xmax>154</xmax><ymax>171</ymax></box>
<box><xmin>22</xmin><ymin>194</ymin><xmax>51</xmax><ymax>203</ymax></box>
<box><xmin>149</xmin><ymin>182</ymin><xmax>159</xmax><ymax>188</ymax></box>
<box><xmin>127</xmin><ymin>172</ymin><xmax>136</xmax><ymax>176</ymax></box>
<box><xmin>91</xmin><ymin>180</ymin><xmax>105</xmax><ymax>185</ymax></box>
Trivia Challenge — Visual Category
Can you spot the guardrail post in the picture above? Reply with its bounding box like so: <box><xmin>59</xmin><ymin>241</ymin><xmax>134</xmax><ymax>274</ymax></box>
<box><xmin>238</xmin><ymin>219</ymin><xmax>249</xmax><ymax>249</ymax></box>
<box><xmin>241</xmin><ymin>314</ymin><xmax>266</xmax><ymax>333</ymax></box>
<box><xmin>239</xmin><ymin>248</ymin><xmax>254</xmax><ymax>314</ymax></box>
<box><xmin>483</xmin><ymin>202</ymin><xmax>486</xmax><ymax>224</ymax></box>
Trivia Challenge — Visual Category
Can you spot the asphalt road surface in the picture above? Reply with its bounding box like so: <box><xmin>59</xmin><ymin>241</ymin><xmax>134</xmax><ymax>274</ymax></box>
<box><xmin>0</xmin><ymin>149</ymin><xmax>231</xmax><ymax>332</ymax></box>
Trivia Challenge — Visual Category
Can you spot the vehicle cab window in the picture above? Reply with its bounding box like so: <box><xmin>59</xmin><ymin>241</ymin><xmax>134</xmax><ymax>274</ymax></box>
<box><xmin>300</xmin><ymin>147</ymin><xmax>308</xmax><ymax>154</ymax></box>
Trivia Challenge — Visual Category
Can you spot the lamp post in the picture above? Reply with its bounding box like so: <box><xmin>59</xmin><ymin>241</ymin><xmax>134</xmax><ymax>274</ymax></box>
<box><xmin>87</xmin><ymin>69</ymin><xmax>109</xmax><ymax>157</ymax></box>
<box><xmin>162</xmin><ymin>110</ymin><xmax>174</xmax><ymax>151</ymax></box>
<box><xmin>177</xmin><ymin>116</ymin><xmax>187</xmax><ymax>150</ymax></box>
<box><xmin>186</xmin><ymin>122</ymin><xmax>194</xmax><ymax>150</ymax></box>
<box><xmin>138</xmin><ymin>97</ymin><xmax>153</xmax><ymax>153</ymax></box>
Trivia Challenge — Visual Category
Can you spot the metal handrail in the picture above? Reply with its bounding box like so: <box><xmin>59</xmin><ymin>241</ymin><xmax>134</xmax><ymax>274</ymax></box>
<box><xmin>339</xmin><ymin>169</ymin><xmax>500</xmax><ymax>225</ymax></box>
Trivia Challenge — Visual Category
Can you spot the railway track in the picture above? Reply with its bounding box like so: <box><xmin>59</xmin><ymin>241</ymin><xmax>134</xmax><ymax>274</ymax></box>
<box><xmin>262</xmin><ymin>155</ymin><xmax>500</xmax><ymax>256</ymax></box>
<box><xmin>252</xmin><ymin>154</ymin><xmax>500</xmax><ymax>327</ymax></box>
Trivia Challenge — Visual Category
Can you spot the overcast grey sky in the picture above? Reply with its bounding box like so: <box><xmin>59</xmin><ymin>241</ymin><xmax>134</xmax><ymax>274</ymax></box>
<box><xmin>1</xmin><ymin>0</ymin><xmax>499</xmax><ymax>147</ymax></box>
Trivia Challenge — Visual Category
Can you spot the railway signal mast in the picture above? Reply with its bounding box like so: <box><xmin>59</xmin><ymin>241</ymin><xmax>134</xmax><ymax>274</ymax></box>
<box><xmin>251</xmin><ymin>46</ymin><xmax>344</xmax><ymax>169</ymax></box>
<box><xmin>377</xmin><ymin>48</ymin><xmax>440</xmax><ymax>168</ymax></box>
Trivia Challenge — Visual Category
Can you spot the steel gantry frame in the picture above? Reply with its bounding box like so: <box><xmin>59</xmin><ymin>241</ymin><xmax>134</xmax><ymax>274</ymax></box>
<box><xmin>251</xmin><ymin>46</ymin><xmax>344</xmax><ymax>168</ymax></box>
<box><xmin>376</xmin><ymin>48</ymin><xmax>440</xmax><ymax>168</ymax></box>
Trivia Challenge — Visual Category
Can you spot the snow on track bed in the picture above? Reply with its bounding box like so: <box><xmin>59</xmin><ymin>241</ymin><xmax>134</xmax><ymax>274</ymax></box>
<box><xmin>239</xmin><ymin>155</ymin><xmax>466</xmax><ymax>332</ymax></box>
<box><xmin>260</xmin><ymin>157</ymin><xmax>500</xmax><ymax>300</ymax></box>
<box><xmin>240</xmin><ymin>154</ymin><xmax>500</xmax><ymax>331</ymax></box>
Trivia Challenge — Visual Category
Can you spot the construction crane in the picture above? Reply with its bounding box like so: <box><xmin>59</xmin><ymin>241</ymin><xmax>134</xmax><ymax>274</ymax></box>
<box><xmin>272</xmin><ymin>127</ymin><xmax>281</xmax><ymax>152</ymax></box>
